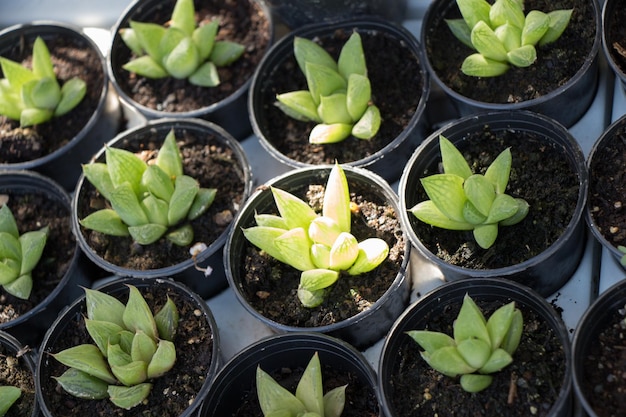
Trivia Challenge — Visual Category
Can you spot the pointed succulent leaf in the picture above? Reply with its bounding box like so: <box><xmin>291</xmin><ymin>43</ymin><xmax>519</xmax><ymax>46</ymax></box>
<box><xmin>84</xmin><ymin>287</ymin><xmax>126</xmax><ymax>326</ymax></box>
<box><xmin>305</xmin><ymin>62</ymin><xmax>346</xmax><ymax>105</ymax></box>
<box><xmin>128</xmin><ymin>21</ymin><xmax>167</xmax><ymax>62</ymax></box>
<box><xmin>107</xmin><ymin>342</ymin><xmax>131</xmax><ymax>368</ymax></box>
<box><xmin>80</xmin><ymin>209</ymin><xmax>130</xmax><ymax>237</ymax></box>
<box><xmin>274</xmin><ymin>227</ymin><xmax>316</xmax><ymax>271</ymax></box>
<box><xmin>141</xmin><ymin>195</ymin><xmax>169</xmax><ymax>226</ymax></box>
<box><xmin>29</xmin><ymin>77</ymin><xmax>61</xmax><ymax>110</ymax></box>
<box><xmin>20</xmin><ymin>107</ymin><xmax>52</xmax><ymax>127</ymax></box>
<box><xmin>116</xmin><ymin>331</ymin><xmax>135</xmax><ymax>354</ymax></box>
<box><xmin>309</xmin><ymin>123</ymin><xmax>353</xmax><ymax>144</ymax></box>
<box><xmin>107</xmin><ymin>383</ymin><xmax>152</xmax><ymax>410</ymax></box>
<box><xmin>297</xmin><ymin>287</ymin><xmax>326</xmax><ymax>308</ymax></box>
<box><xmin>495</xmin><ymin>23</ymin><xmax>522</xmax><ymax>52</ymax></box>
<box><xmin>507</xmin><ymin>45</ymin><xmax>537</xmax><ymax>68</ymax></box>
<box><xmin>406</xmin><ymin>330</ymin><xmax>456</xmax><ymax>354</ymax></box>
<box><xmin>462</xmin><ymin>200</ymin><xmax>488</xmax><ymax>225</ymax></box>
<box><xmin>421</xmin><ymin>346</ymin><xmax>476</xmax><ymax>377</ymax></box>
<box><xmin>346</xmin><ymin>237</ymin><xmax>389</xmax><ymax>275</ymax></box>
<box><xmin>189</xmin><ymin>61</ymin><xmax>220</xmax><ymax>86</ymax></box>
<box><xmin>311</xmin><ymin>243</ymin><xmax>331</xmax><ymax>269</ymax></box>
<box><xmin>256</xmin><ymin>365</ymin><xmax>306</xmax><ymax>417</ymax></box>
<box><xmin>484</xmin><ymin>148</ymin><xmax>512</xmax><ymax>194</ymax></box>
<box><xmin>484</xmin><ymin>194</ymin><xmax>520</xmax><ymax>224</ymax></box>
<box><xmin>499</xmin><ymin>198</ymin><xmax>529</xmax><ymax>226</ymax></box>
<box><xmin>242</xmin><ymin>226</ymin><xmax>293</xmax><ymax>265</ymax></box>
<box><xmin>323</xmin><ymin>163</ymin><xmax>351</xmax><ymax>233</ymax></box>
<box><xmin>82</xmin><ymin>162</ymin><xmax>114</xmax><ymax>201</ymax></box>
<box><xmin>52</xmin><ymin>344</ymin><xmax>117</xmax><ymax>384</ymax></box>
<box><xmin>0</xmin><ymin>260</ymin><xmax>20</xmax><ymax>286</ymax></box>
<box><xmin>318</xmin><ymin>93</ymin><xmax>352</xmax><ymax>125</ymax></box>
<box><xmin>500</xmin><ymin>308</ymin><xmax>523</xmax><ymax>354</ymax></box>
<box><xmin>352</xmin><ymin>104</ymin><xmax>381</xmax><ymax>140</ymax></box>
<box><xmin>420</xmin><ymin>174</ymin><xmax>467</xmax><ymax>223</ymax></box>
<box><xmin>324</xmin><ymin>385</ymin><xmax>347</xmax><ymax>417</ymax></box>
<box><xmin>119</xmin><ymin>28</ymin><xmax>143</xmax><ymax>56</ymax></box>
<box><xmin>170</xmin><ymin>0</ymin><xmax>195</xmax><ymax>36</ymax></box>
<box><xmin>255</xmin><ymin>213</ymin><xmax>288</xmax><ymax>229</ymax></box>
<box><xmin>296</xmin><ymin>353</ymin><xmax>324</xmax><ymax>416</ymax></box>
<box><xmin>123</xmin><ymin>285</ymin><xmax>158</xmax><ymax>340</ymax></box>
<box><xmin>410</xmin><ymin>200</ymin><xmax>475</xmax><ymax>231</ymax></box>
<box><xmin>445</xmin><ymin>18</ymin><xmax>473</xmax><ymax>49</ymax></box>
<box><xmin>464</xmin><ymin>174</ymin><xmax>496</xmax><ymax>217</ymax></box>
<box><xmin>109</xmin><ymin>182</ymin><xmax>149</xmax><ymax>227</ymax></box>
<box><xmin>329</xmin><ymin>232</ymin><xmax>359</xmax><ymax>270</ymax></box>
<box><xmin>143</xmin><ymin>164</ymin><xmax>174</xmax><ymax>202</ymax></box>
<box><xmin>158</xmin><ymin>24</ymin><xmax>188</xmax><ymax>56</ymax></box>
<box><xmin>485</xmin><ymin>301</ymin><xmax>515</xmax><ymax>349</ymax></box>
<box><xmin>440</xmin><ymin>136</ymin><xmax>472</xmax><ymax>179</ymax></box>
<box><xmin>193</xmin><ymin>20</ymin><xmax>219</xmax><ymax>60</ymax></box>
<box><xmin>457</xmin><ymin>338</ymin><xmax>491</xmax><ymax>369</ymax></box>
<box><xmin>154</xmin><ymin>296</ymin><xmax>179</xmax><ymax>341</ymax></box>
<box><xmin>478</xmin><ymin>347</ymin><xmax>513</xmax><ymax>374</ymax></box>
<box><xmin>337</xmin><ymin>31</ymin><xmax>367</xmax><ymax>78</ymax></box>
<box><xmin>147</xmin><ymin>340</ymin><xmax>176</xmax><ymax>378</ymax></box>
<box><xmin>460</xmin><ymin>374</ymin><xmax>493</xmax><ymax>393</ymax></box>
<box><xmin>522</xmin><ymin>10</ymin><xmax>550</xmax><ymax>46</ymax></box>
<box><xmin>294</xmin><ymin>36</ymin><xmax>337</xmax><ymax>75</ymax></box>
<box><xmin>164</xmin><ymin>37</ymin><xmax>200</xmax><ymax>79</ymax></box>
<box><xmin>55</xmin><ymin>77</ymin><xmax>87</xmax><ymax>116</ymax></box>
<box><xmin>454</xmin><ymin>294</ymin><xmax>490</xmax><ymax>344</ymax></box>
<box><xmin>471</xmin><ymin>21</ymin><xmax>508</xmax><ymax>62</ymax></box>
<box><xmin>85</xmin><ymin>318</ymin><xmax>125</xmax><ymax>356</ymax></box>
<box><xmin>105</xmin><ymin>145</ymin><xmax>147</xmax><ymax>193</ymax></box>
<box><xmin>489</xmin><ymin>0</ymin><xmax>525</xmax><ymax>29</ymax></box>
<box><xmin>272</xmin><ymin>187</ymin><xmax>318</xmax><ymax>230</ymax></box>
<box><xmin>209</xmin><ymin>41</ymin><xmax>245</xmax><ymax>67</ymax></box>
<box><xmin>461</xmin><ymin>53</ymin><xmax>510</xmax><ymax>77</ymax></box>
<box><xmin>166</xmin><ymin>223</ymin><xmax>192</xmax><ymax>247</ymax></box>
<box><xmin>156</xmin><ymin>129</ymin><xmax>183</xmax><ymax>177</ymax></box>
<box><xmin>131</xmin><ymin>330</ymin><xmax>157</xmax><ymax>363</ymax></box>
<box><xmin>32</xmin><ymin>37</ymin><xmax>56</xmax><ymax>79</ymax></box>
<box><xmin>309</xmin><ymin>216</ymin><xmax>342</xmax><ymax>247</ymax></box>
<box><xmin>0</xmin><ymin>56</ymin><xmax>35</xmax><ymax>91</ymax></box>
<box><xmin>473</xmin><ymin>223</ymin><xmax>499</xmax><ymax>249</ymax></box>
<box><xmin>0</xmin><ymin>230</ymin><xmax>21</xmax><ymax>261</ymax></box>
<box><xmin>539</xmin><ymin>9</ymin><xmax>573</xmax><ymax>46</ymax></box>
<box><xmin>168</xmin><ymin>175</ymin><xmax>199</xmax><ymax>225</ymax></box>
<box><xmin>3</xmin><ymin>273</ymin><xmax>32</xmax><ymax>299</ymax></box>
<box><xmin>122</xmin><ymin>56</ymin><xmax>169</xmax><ymax>78</ymax></box>
<box><xmin>129</xmin><ymin>223</ymin><xmax>168</xmax><ymax>245</ymax></box>
<box><xmin>456</xmin><ymin>0</ymin><xmax>492</xmax><ymax>29</ymax></box>
<box><xmin>0</xmin><ymin>386</ymin><xmax>21</xmax><ymax>416</ymax></box>
<box><xmin>276</xmin><ymin>91</ymin><xmax>322</xmax><ymax>123</ymax></box>
<box><xmin>299</xmin><ymin>268</ymin><xmax>340</xmax><ymax>292</ymax></box>
<box><xmin>53</xmin><ymin>368</ymin><xmax>109</xmax><ymax>400</ymax></box>
<box><xmin>346</xmin><ymin>73</ymin><xmax>370</xmax><ymax>121</ymax></box>
<box><xmin>0</xmin><ymin>205</ymin><xmax>19</xmax><ymax>237</ymax></box>
<box><xmin>111</xmin><ymin>360</ymin><xmax>148</xmax><ymax>387</ymax></box>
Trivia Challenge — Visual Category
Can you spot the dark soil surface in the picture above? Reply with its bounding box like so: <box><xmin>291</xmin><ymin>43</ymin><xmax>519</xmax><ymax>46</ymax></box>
<box><xmin>411</xmin><ymin>125</ymin><xmax>581</xmax><ymax>269</ymax></box>
<box><xmin>0</xmin><ymin>191</ymin><xmax>76</xmax><ymax>324</ymax></box>
<box><xmin>75</xmin><ymin>127</ymin><xmax>247</xmax><ymax>271</ymax></box>
<box><xmin>39</xmin><ymin>283</ymin><xmax>215</xmax><ymax>416</ymax></box>
<box><xmin>588</xmin><ymin>121</ymin><xmax>626</xmax><ymax>251</ymax></box>
<box><xmin>605</xmin><ymin>0</ymin><xmax>626</xmax><ymax>76</ymax></box>
<box><xmin>0</xmin><ymin>32</ymin><xmax>104</xmax><ymax>163</ymax></box>
<box><xmin>256</xmin><ymin>26</ymin><xmax>424</xmax><ymax>165</ymax></box>
<box><xmin>424</xmin><ymin>0</ymin><xmax>597</xmax><ymax>104</ymax></box>
<box><xmin>111</xmin><ymin>0</ymin><xmax>272</xmax><ymax>113</ymax></box>
<box><xmin>387</xmin><ymin>299</ymin><xmax>566</xmax><ymax>417</ymax></box>
<box><xmin>240</xmin><ymin>179</ymin><xmax>406</xmax><ymax>328</ymax></box>
<box><xmin>580</xmin><ymin>307</ymin><xmax>626</xmax><ymax>417</ymax></box>
<box><xmin>0</xmin><ymin>340</ymin><xmax>36</xmax><ymax>417</ymax></box>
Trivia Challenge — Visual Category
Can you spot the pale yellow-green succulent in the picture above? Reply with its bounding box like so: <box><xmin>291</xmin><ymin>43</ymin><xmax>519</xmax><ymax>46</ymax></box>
<box><xmin>243</xmin><ymin>163</ymin><xmax>389</xmax><ymax>308</ymax></box>
<box><xmin>0</xmin><ymin>386</ymin><xmax>21</xmax><ymax>417</ymax></box>
<box><xmin>52</xmin><ymin>285</ymin><xmax>179</xmax><ymax>410</ymax></box>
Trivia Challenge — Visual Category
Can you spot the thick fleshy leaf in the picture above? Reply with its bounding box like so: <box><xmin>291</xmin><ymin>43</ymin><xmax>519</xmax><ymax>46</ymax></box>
<box><xmin>454</xmin><ymin>294</ymin><xmax>490</xmax><ymax>345</ymax></box>
<box><xmin>146</xmin><ymin>340</ymin><xmax>176</xmax><ymax>378</ymax></box>
<box><xmin>499</xmin><ymin>198</ymin><xmax>529</xmax><ymax>226</ymax></box>
<box><xmin>80</xmin><ymin>209</ymin><xmax>130</xmax><ymax>237</ymax></box>
<box><xmin>445</xmin><ymin>18</ymin><xmax>473</xmax><ymax>49</ymax></box>
<box><xmin>123</xmin><ymin>285</ymin><xmax>158</xmax><ymax>340</ymax></box>
<box><xmin>19</xmin><ymin>227</ymin><xmax>48</xmax><ymax>275</ymax></box>
<box><xmin>294</xmin><ymin>36</ymin><xmax>337</xmax><ymax>75</ymax></box>
<box><xmin>352</xmin><ymin>104</ymin><xmax>381</xmax><ymax>140</ymax></box>
<box><xmin>156</xmin><ymin>129</ymin><xmax>183</xmax><ymax>177</ymax></box>
<box><xmin>310</xmin><ymin>243</ymin><xmax>331</xmax><ymax>269</ymax></box>
<box><xmin>521</xmin><ymin>10</ymin><xmax>550</xmax><ymax>46</ymax></box>
<box><xmin>296</xmin><ymin>353</ymin><xmax>324</xmax><ymax>416</ymax></box>
<box><xmin>440</xmin><ymin>136</ymin><xmax>472</xmax><ymax>180</ymax></box>
<box><xmin>256</xmin><ymin>365</ymin><xmax>306</xmax><ymax>417</ymax></box>
<box><xmin>20</xmin><ymin>107</ymin><xmax>52</xmax><ymax>127</ymax></box>
<box><xmin>297</xmin><ymin>287</ymin><xmax>326</xmax><ymax>308</ymax></box>
<box><xmin>111</xmin><ymin>360</ymin><xmax>147</xmax><ymax>386</ymax></box>
<box><xmin>0</xmin><ymin>230</ymin><xmax>21</xmax><ymax>261</ymax></box>
<box><xmin>52</xmin><ymin>344</ymin><xmax>117</xmax><ymax>384</ymax></box>
<box><xmin>421</xmin><ymin>346</ymin><xmax>475</xmax><ymax>377</ymax></box>
<box><xmin>0</xmin><ymin>56</ymin><xmax>35</xmax><ymax>91</ymax></box>
<box><xmin>53</xmin><ymin>368</ymin><xmax>109</xmax><ymax>400</ymax></box>
<box><xmin>462</xmin><ymin>200</ymin><xmax>488</xmax><ymax>225</ymax></box>
<box><xmin>272</xmin><ymin>187</ymin><xmax>318</xmax><ymax>230</ymax></box>
<box><xmin>55</xmin><ymin>77</ymin><xmax>86</xmax><ymax>116</ymax></box>
<box><xmin>128</xmin><ymin>21</ymin><xmax>166</xmax><ymax>62</ymax></box>
<box><xmin>457</xmin><ymin>338</ymin><xmax>491</xmax><ymax>369</ymax></box>
<box><xmin>420</xmin><ymin>174</ymin><xmax>467</xmax><ymax>223</ymax></box>
<box><xmin>471</xmin><ymin>21</ymin><xmax>508</xmax><ymax>62</ymax></box>
<box><xmin>309</xmin><ymin>216</ymin><xmax>342</xmax><ymax>247</ymax></box>
<box><xmin>166</xmin><ymin>224</ymin><xmax>193</xmax><ymax>246</ymax></box>
<box><xmin>485</xmin><ymin>301</ymin><xmax>516</xmax><ymax>349</ymax></box>
<box><xmin>188</xmin><ymin>187</ymin><xmax>216</xmax><ymax>221</ymax></box>
<box><xmin>108</xmin><ymin>383</ymin><xmax>152</xmax><ymax>410</ymax></box>
<box><xmin>309</xmin><ymin>123</ymin><xmax>352</xmax><ymax>144</ymax></box>
<box><xmin>495</xmin><ymin>23</ymin><xmax>522</xmax><ymax>52</ymax></box>
<box><xmin>84</xmin><ymin>287</ymin><xmax>126</xmax><ymax>327</ymax></box>
<box><xmin>0</xmin><ymin>259</ymin><xmax>20</xmax><ymax>286</ymax></box>
<box><xmin>464</xmin><ymin>174</ymin><xmax>496</xmax><ymax>217</ymax></box>
<box><xmin>318</xmin><ymin>93</ymin><xmax>352</xmax><ymax>125</ymax></box>
<box><xmin>168</xmin><ymin>175</ymin><xmax>199</xmax><ymax>225</ymax></box>
<box><xmin>142</xmin><ymin>165</ymin><xmax>174</xmax><ymax>203</ymax></box>
<box><xmin>107</xmin><ymin>343</ymin><xmax>131</xmax><ymax>368</ymax></box>
<box><xmin>323</xmin><ymin>164</ymin><xmax>351</xmax><ymax>233</ymax></box>
<box><xmin>324</xmin><ymin>385</ymin><xmax>347</xmax><ymax>417</ymax></box>
<box><xmin>109</xmin><ymin>183</ymin><xmax>149</xmax><ymax>227</ymax></box>
<box><xmin>274</xmin><ymin>228</ymin><xmax>316</xmax><ymax>271</ymax></box>
<box><xmin>85</xmin><ymin>318</ymin><xmax>124</xmax><ymax>356</ymax></box>
<box><xmin>209</xmin><ymin>41</ymin><xmax>245</xmax><ymax>67</ymax></box>
<box><xmin>406</xmin><ymin>330</ymin><xmax>456</xmax><ymax>354</ymax></box>
<box><xmin>305</xmin><ymin>62</ymin><xmax>346</xmax><ymax>105</ymax></box>
<box><xmin>164</xmin><ymin>37</ymin><xmax>199</xmax><ymax>79</ymax></box>
<box><xmin>346</xmin><ymin>238</ymin><xmax>389</xmax><ymax>275</ymax></box>
<box><xmin>461</xmin><ymin>53</ymin><xmax>510</xmax><ymax>77</ymax></box>
<box><xmin>337</xmin><ymin>31</ymin><xmax>366</xmax><ymax>78</ymax></box>
<box><xmin>105</xmin><ymin>145</ymin><xmax>147</xmax><ymax>193</ymax></box>
<box><xmin>478</xmin><ymin>348</ymin><xmax>513</xmax><ymax>374</ymax></box>
<box><xmin>82</xmin><ymin>162</ymin><xmax>114</xmax><ymax>201</ymax></box>
<box><xmin>2</xmin><ymin>273</ymin><xmax>32</xmax><ymax>299</ymax></box>
<box><xmin>411</xmin><ymin>200</ymin><xmax>474</xmax><ymax>231</ymax></box>
<box><xmin>346</xmin><ymin>73</ymin><xmax>370</xmax><ymax>121</ymax></box>
<box><xmin>0</xmin><ymin>205</ymin><xmax>19</xmax><ymax>237</ymax></box>
<box><xmin>489</xmin><ymin>0</ymin><xmax>525</xmax><ymax>29</ymax></box>
<box><xmin>507</xmin><ymin>45</ymin><xmax>537</xmax><ymax>68</ymax></box>
<box><xmin>154</xmin><ymin>296</ymin><xmax>179</xmax><ymax>341</ymax></box>
<box><xmin>170</xmin><ymin>0</ymin><xmax>195</xmax><ymax>36</ymax></box>
<box><xmin>456</xmin><ymin>0</ymin><xmax>492</xmax><ymax>29</ymax></box>
<box><xmin>276</xmin><ymin>90</ymin><xmax>321</xmax><ymax>123</ymax></box>
<box><xmin>0</xmin><ymin>386</ymin><xmax>21</xmax><ymax>416</ymax></box>
<box><xmin>473</xmin><ymin>223</ymin><xmax>499</xmax><ymax>249</ymax></box>
<box><xmin>131</xmin><ymin>331</ymin><xmax>157</xmax><ymax>363</ymax></box>
<box><xmin>484</xmin><ymin>194</ymin><xmax>520</xmax><ymax>224</ymax></box>
<box><xmin>500</xmin><ymin>309</ymin><xmax>523</xmax><ymax>354</ymax></box>
<box><xmin>243</xmin><ymin>226</ymin><xmax>292</xmax><ymax>265</ymax></box>
<box><xmin>119</xmin><ymin>28</ymin><xmax>143</xmax><ymax>56</ymax></box>
<box><xmin>122</xmin><ymin>56</ymin><xmax>169</xmax><ymax>79</ymax></box>
<box><xmin>329</xmin><ymin>232</ymin><xmax>359</xmax><ymax>270</ymax></box>
<box><xmin>32</xmin><ymin>37</ymin><xmax>56</xmax><ymax>79</ymax></box>
<box><xmin>460</xmin><ymin>374</ymin><xmax>493</xmax><ymax>393</ymax></box>
<box><xmin>255</xmin><ymin>213</ymin><xmax>288</xmax><ymax>229</ymax></box>
<box><xmin>189</xmin><ymin>61</ymin><xmax>220</xmax><ymax>87</ymax></box>
<box><xmin>193</xmin><ymin>20</ymin><xmax>218</xmax><ymax>60</ymax></box>
<box><xmin>140</xmin><ymin>195</ymin><xmax>169</xmax><ymax>226</ymax></box>
<box><xmin>539</xmin><ymin>9</ymin><xmax>573</xmax><ymax>46</ymax></box>
<box><xmin>299</xmin><ymin>269</ymin><xmax>340</xmax><ymax>292</ymax></box>
<box><xmin>484</xmin><ymin>148</ymin><xmax>511</xmax><ymax>194</ymax></box>
<box><xmin>29</xmin><ymin>77</ymin><xmax>61</xmax><ymax>110</ymax></box>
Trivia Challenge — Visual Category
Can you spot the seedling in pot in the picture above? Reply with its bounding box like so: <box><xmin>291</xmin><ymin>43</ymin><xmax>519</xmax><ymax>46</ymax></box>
<box><xmin>410</xmin><ymin>135</ymin><xmax>529</xmax><ymax>249</ymax></box>
<box><xmin>407</xmin><ymin>293</ymin><xmax>523</xmax><ymax>393</ymax></box>
<box><xmin>0</xmin><ymin>36</ymin><xmax>86</xmax><ymax>127</ymax></box>
<box><xmin>275</xmin><ymin>31</ymin><xmax>381</xmax><ymax>144</ymax></box>
<box><xmin>51</xmin><ymin>285</ymin><xmax>179</xmax><ymax>410</ymax></box>
<box><xmin>119</xmin><ymin>0</ymin><xmax>245</xmax><ymax>87</ymax></box>
<box><xmin>256</xmin><ymin>352</ymin><xmax>347</xmax><ymax>417</ymax></box>
<box><xmin>0</xmin><ymin>204</ymin><xmax>48</xmax><ymax>300</ymax></box>
<box><xmin>445</xmin><ymin>0</ymin><xmax>573</xmax><ymax>77</ymax></box>
<box><xmin>0</xmin><ymin>386</ymin><xmax>21</xmax><ymax>416</ymax></box>
<box><xmin>79</xmin><ymin>128</ymin><xmax>216</xmax><ymax>247</ymax></box>
<box><xmin>243</xmin><ymin>163</ymin><xmax>389</xmax><ymax>307</ymax></box>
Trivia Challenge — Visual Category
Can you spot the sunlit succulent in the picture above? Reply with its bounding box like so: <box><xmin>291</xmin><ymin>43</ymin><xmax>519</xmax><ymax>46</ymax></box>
<box><xmin>0</xmin><ymin>386</ymin><xmax>21</xmax><ymax>417</ymax></box>
<box><xmin>410</xmin><ymin>135</ymin><xmax>529</xmax><ymax>249</ymax></box>
<box><xmin>243</xmin><ymin>163</ymin><xmax>389</xmax><ymax>307</ymax></box>
<box><xmin>0</xmin><ymin>204</ymin><xmax>48</xmax><ymax>300</ymax></box>
<box><xmin>407</xmin><ymin>293</ymin><xmax>523</xmax><ymax>393</ymax></box>
<box><xmin>256</xmin><ymin>352</ymin><xmax>346</xmax><ymax>417</ymax></box>
<box><xmin>446</xmin><ymin>0</ymin><xmax>573</xmax><ymax>76</ymax></box>
<box><xmin>80</xmin><ymin>128</ymin><xmax>216</xmax><ymax>246</ymax></box>
<box><xmin>275</xmin><ymin>31</ymin><xmax>381</xmax><ymax>144</ymax></box>
<box><xmin>0</xmin><ymin>36</ymin><xmax>86</xmax><ymax>127</ymax></box>
<box><xmin>119</xmin><ymin>0</ymin><xmax>245</xmax><ymax>87</ymax></box>
<box><xmin>52</xmin><ymin>285</ymin><xmax>179</xmax><ymax>410</ymax></box>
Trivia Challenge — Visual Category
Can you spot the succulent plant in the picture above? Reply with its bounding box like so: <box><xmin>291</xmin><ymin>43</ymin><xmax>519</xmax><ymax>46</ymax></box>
<box><xmin>119</xmin><ymin>0</ymin><xmax>245</xmax><ymax>87</ymax></box>
<box><xmin>0</xmin><ymin>386</ymin><xmax>21</xmax><ymax>417</ymax></box>
<box><xmin>51</xmin><ymin>285</ymin><xmax>179</xmax><ymax>410</ymax></box>
<box><xmin>275</xmin><ymin>31</ymin><xmax>381</xmax><ymax>144</ymax></box>
<box><xmin>243</xmin><ymin>163</ymin><xmax>389</xmax><ymax>307</ymax></box>
<box><xmin>410</xmin><ymin>135</ymin><xmax>529</xmax><ymax>249</ymax></box>
<box><xmin>445</xmin><ymin>0</ymin><xmax>573</xmax><ymax>77</ymax></box>
<box><xmin>0</xmin><ymin>204</ymin><xmax>49</xmax><ymax>300</ymax></box>
<box><xmin>407</xmin><ymin>293</ymin><xmax>524</xmax><ymax>393</ymax></box>
<box><xmin>0</xmin><ymin>36</ymin><xmax>87</xmax><ymax>127</ymax></box>
<box><xmin>256</xmin><ymin>352</ymin><xmax>346</xmax><ymax>417</ymax></box>
<box><xmin>79</xmin><ymin>128</ymin><xmax>216</xmax><ymax>246</ymax></box>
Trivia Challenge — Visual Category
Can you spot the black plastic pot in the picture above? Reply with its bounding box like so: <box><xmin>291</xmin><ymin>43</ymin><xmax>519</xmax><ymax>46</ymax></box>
<box><xmin>602</xmin><ymin>0</ymin><xmax>626</xmax><ymax>92</ymax></box>
<box><xmin>572</xmin><ymin>278</ymin><xmax>626</xmax><ymax>417</ymax></box>
<box><xmin>0</xmin><ymin>330</ymin><xmax>40</xmax><ymax>417</ymax></box>
<box><xmin>379</xmin><ymin>278</ymin><xmax>573</xmax><ymax>417</ymax></box>
<box><xmin>249</xmin><ymin>17</ymin><xmax>430</xmax><ymax>183</ymax></box>
<box><xmin>108</xmin><ymin>0</ymin><xmax>274</xmax><ymax>141</ymax></box>
<box><xmin>420</xmin><ymin>0</ymin><xmax>601</xmax><ymax>128</ymax></box>
<box><xmin>0</xmin><ymin>170</ymin><xmax>95</xmax><ymax>347</ymax></box>
<box><xmin>225</xmin><ymin>164</ymin><xmax>411</xmax><ymax>349</ymax></box>
<box><xmin>398</xmin><ymin>110</ymin><xmax>588</xmax><ymax>297</ymax></box>
<box><xmin>36</xmin><ymin>276</ymin><xmax>221</xmax><ymax>417</ymax></box>
<box><xmin>0</xmin><ymin>21</ymin><xmax>122</xmax><ymax>192</ymax></box>
<box><xmin>71</xmin><ymin>118</ymin><xmax>253</xmax><ymax>299</ymax></box>
<box><xmin>199</xmin><ymin>332</ymin><xmax>382</xmax><ymax>416</ymax></box>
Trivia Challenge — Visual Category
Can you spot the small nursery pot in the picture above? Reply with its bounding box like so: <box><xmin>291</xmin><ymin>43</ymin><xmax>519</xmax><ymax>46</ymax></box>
<box><xmin>0</xmin><ymin>170</ymin><xmax>95</xmax><ymax>347</ymax></box>
<box><xmin>225</xmin><ymin>164</ymin><xmax>411</xmax><ymax>349</ymax></box>
<box><xmin>0</xmin><ymin>21</ymin><xmax>121</xmax><ymax>192</ymax></box>
<box><xmin>0</xmin><ymin>330</ymin><xmax>40</xmax><ymax>417</ymax></box>
<box><xmin>108</xmin><ymin>0</ymin><xmax>274</xmax><ymax>140</ymax></box>
<box><xmin>572</xmin><ymin>279</ymin><xmax>626</xmax><ymax>416</ymax></box>
<box><xmin>602</xmin><ymin>0</ymin><xmax>626</xmax><ymax>92</ymax></box>
<box><xmin>379</xmin><ymin>278</ymin><xmax>573</xmax><ymax>417</ymax></box>
<box><xmin>249</xmin><ymin>16</ymin><xmax>430</xmax><ymax>182</ymax></box>
<box><xmin>420</xmin><ymin>0</ymin><xmax>601</xmax><ymax>128</ymax></box>
<box><xmin>71</xmin><ymin>118</ymin><xmax>253</xmax><ymax>299</ymax></box>
<box><xmin>199</xmin><ymin>332</ymin><xmax>382</xmax><ymax>416</ymax></box>
<box><xmin>399</xmin><ymin>110</ymin><xmax>588</xmax><ymax>297</ymax></box>
<box><xmin>36</xmin><ymin>276</ymin><xmax>221</xmax><ymax>417</ymax></box>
